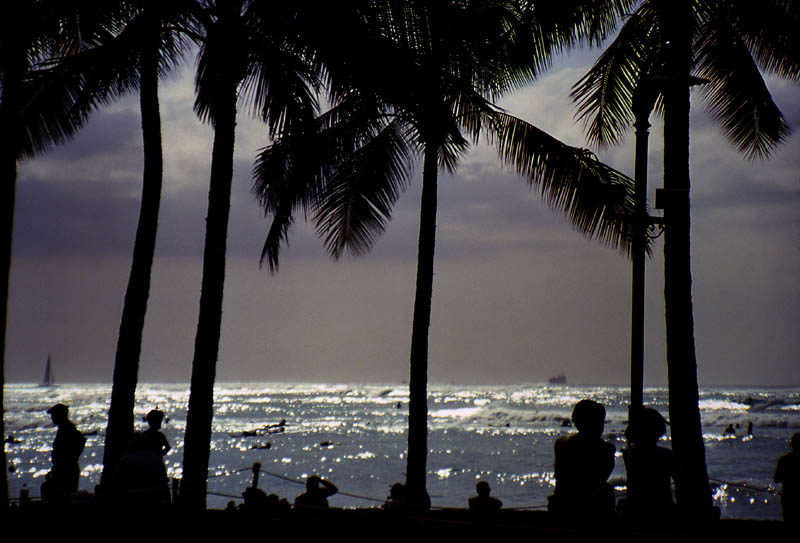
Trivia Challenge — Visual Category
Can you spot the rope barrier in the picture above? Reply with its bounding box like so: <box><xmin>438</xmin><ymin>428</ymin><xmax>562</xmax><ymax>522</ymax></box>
<box><xmin>207</xmin><ymin>491</ymin><xmax>245</xmax><ymax>500</ymax></box>
<box><xmin>207</xmin><ymin>466</ymin><xmax>254</xmax><ymax>479</ymax></box>
<box><xmin>710</xmin><ymin>478</ymin><xmax>776</xmax><ymax>495</ymax></box>
<box><xmin>252</xmin><ymin>467</ymin><xmax>385</xmax><ymax>503</ymax></box>
<box><xmin>507</xmin><ymin>504</ymin><xmax>548</xmax><ymax>510</ymax></box>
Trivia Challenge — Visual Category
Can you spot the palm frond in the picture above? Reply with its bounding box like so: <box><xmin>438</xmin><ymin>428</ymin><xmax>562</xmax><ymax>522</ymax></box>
<box><xmin>313</xmin><ymin>118</ymin><xmax>413</xmax><ymax>259</ymax></box>
<box><xmin>242</xmin><ymin>40</ymin><xmax>320</xmax><ymax>137</ymax></box>
<box><xmin>253</xmin><ymin>90</ymin><xmax>408</xmax><ymax>270</ymax></box>
<box><xmin>488</xmin><ymin>111</ymin><xmax>636</xmax><ymax>253</ymax></box>
<box><xmin>727</xmin><ymin>0</ymin><xmax>800</xmax><ymax>82</ymax></box>
<box><xmin>15</xmin><ymin>64</ymin><xmax>96</xmax><ymax>159</ymax></box>
<box><xmin>571</xmin><ymin>5</ymin><xmax>660</xmax><ymax>148</ymax></box>
<box><xmin>694</xmin><ymin>14</ymin><xmax>791</xmax><ymax>160</ymax></box>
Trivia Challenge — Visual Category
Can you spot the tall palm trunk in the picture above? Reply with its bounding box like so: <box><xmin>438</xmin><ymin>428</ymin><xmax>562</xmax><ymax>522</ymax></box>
<box><xmin>0</xmin><ymin>53</ymin><xmax>24</xmax><ymax>509</ymax></box>
<box><xmin>179</xmin><ymin>77</ymin><xmax>238</xmax><ymax>510</ymax></box>
<box><xmin>101</xmin><ymin>32</ymin><xmax>164</xmax><ymax>488</ymax></box>
<box><xmin>661</xmin><ymin>0</ymin><xmax>712</xmax><ymax>516</ymax></box>
<box><xmin>0</xmin><ymin>96</ymin><xmax>20</xmax><ymax>512</ymax></box>
<box><xmin>405</xmin><ymin>143</ymin><xmax>438</xmax><ymax>510</ymax></box>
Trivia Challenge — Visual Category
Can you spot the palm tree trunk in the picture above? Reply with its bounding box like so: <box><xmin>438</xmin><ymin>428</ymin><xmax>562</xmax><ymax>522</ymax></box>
<box><xmin>0</xmin><ymin>66</ymin><xmax>22</xmax><ymax>509</ymax></box>
<box><xmin>661</xmin><ymin>0</ymin><xmax>713</xmax><ymax>517</ymax></box>
<box><xmin>0</xmin><ymin>115</ymin><xmax>18</xmax><ymax>513</ymax></box>
<box><xmin>405</xmin><ymin>143</ymin><xmax>438</xmax><ymax>511</ymax></box>
<box><xmin>179</xmin><ymin>80</ymin><xmax>238</xmax><ymax>510</ymax></box>
<box><xmin>100</xmin><ymin>35</ymin><xmax>164</xmax><ymax>488</ymax></box>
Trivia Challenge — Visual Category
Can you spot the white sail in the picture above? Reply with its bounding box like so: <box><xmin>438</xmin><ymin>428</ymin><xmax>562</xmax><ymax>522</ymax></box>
<box><xmin>39</xmin><ymin>355</ymin><xmax>55</xmax><ymax>387</ymax></box>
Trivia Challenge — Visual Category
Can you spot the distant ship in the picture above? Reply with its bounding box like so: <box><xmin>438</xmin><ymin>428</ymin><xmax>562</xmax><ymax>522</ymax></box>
<box><xmin>548</xmin><ymin>374</ymin><xmax>567</xmax><ymax>385</ymax></box>
<box><xmin>38</xmin><ymin>355</ymin><xmax>56</xmax><ymax>387</ymax></box>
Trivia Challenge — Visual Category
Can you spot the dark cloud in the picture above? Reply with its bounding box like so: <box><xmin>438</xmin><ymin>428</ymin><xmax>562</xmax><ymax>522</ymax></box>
<box><xmin>14</xmin><ymin>176</ymin><xmax>140</xmax><ymax>257</ymax></box>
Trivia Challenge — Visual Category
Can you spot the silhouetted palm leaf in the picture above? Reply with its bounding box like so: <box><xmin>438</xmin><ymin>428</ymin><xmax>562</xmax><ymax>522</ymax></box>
<box><xmin>489</xmin><ymin>111</ymin><xmax>634</xmax><ymax>252</ymax></box>
<box><xmin>314</xmin><ymin>118</ymin><xmax>413</xmax><ymax>259</ymax></box>
<box><xmin>695</xmin><ymin>8</ymin><xmax>792</xmax><ymax>159</ymax></box>
<box><xmin>571</xmin><ymin>0</ymin><xmax>796</xmax><ymax>156</ymax></box>
<box><xmin>571</xmin><ymin>4</ymin><xmax>660</xmax><ymax>148</ymax></box>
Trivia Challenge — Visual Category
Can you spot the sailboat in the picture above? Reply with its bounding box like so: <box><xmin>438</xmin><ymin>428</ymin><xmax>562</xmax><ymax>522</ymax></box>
<box><xmin>39</xmin><ymin>355</ymin><xmax>56</xmax><ymax>387</ymax></box>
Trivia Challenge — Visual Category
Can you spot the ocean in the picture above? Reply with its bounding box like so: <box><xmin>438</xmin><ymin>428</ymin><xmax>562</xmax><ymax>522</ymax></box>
<box><xmin>4</xmin><ymin>382</ymin><xmax>798</xmax><ymax>519</ymax></box>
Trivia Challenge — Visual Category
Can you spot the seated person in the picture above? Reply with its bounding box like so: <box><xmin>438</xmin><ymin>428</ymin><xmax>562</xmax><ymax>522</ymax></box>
<box><xmin>775</xmin><ymin>433</ymin><xmax>800</xmax><ymax>523</ymax></box>
<box><xmin>383</xmin><ymin>482</ymin><xmax>405</xmax><ymax>510</ymax></box>
<box><xmin>549</xmin><ymin>399</ymin><xmax>615</xmax><ymax>516</ymax></box>
<box><xmin>468</xmin><ymin>481</ymin><xmax>502</xmax><ymax>511</ymax></box>
<box><xmin>621</xmin><ymin>407</ymin><xmax>676</xmax><ymax>518</ymax></box>
<box><xmin>294</xmin><ymin>475</ymin><xmax>338</xmax><ymax>509</ymax></box>
<box><xmin>110</xmin><ymin>433</ymin><xmax>170</xmax><ymax>507</ymax></box>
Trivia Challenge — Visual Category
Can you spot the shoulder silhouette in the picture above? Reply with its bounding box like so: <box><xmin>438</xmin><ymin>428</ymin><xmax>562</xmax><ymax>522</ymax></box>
<box><xmin>549</xmin><ymin>399</ymin><xmax>615</xmax><ymax>517</ymax></box>
<box><xmin>621</xmin><ymin>407</ymin><xmax>676</xmax><ymax>519</ymax></box>
<box><xmin>468</xmin><ymin>481</ymin><xmax>502</xmax><ymax>511</ymax></box>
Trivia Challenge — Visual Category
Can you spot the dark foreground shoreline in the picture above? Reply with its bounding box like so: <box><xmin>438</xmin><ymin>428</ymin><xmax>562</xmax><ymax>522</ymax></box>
<box><xmin>5</xmin><ymin>506</ymin><xmax>789</xmax><ymax>541</ymax></box>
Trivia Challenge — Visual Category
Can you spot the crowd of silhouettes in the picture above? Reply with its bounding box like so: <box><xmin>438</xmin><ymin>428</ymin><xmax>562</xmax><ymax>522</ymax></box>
<box><xmin>33</xmin><ymin>401</ymin><xmax>800</xmax><ymax>524</ymax></box>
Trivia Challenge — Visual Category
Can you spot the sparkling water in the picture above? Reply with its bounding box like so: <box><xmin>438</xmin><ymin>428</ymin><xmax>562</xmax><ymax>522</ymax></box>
<box><xmin>5</xmin><ymin>382</ymin><xmax>798</xmax><ymax>519</ymax></box>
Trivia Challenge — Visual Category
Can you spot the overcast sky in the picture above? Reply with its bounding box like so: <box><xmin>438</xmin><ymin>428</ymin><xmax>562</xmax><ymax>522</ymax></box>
<box><xmin>6</xmin><ymin>46</ymin><xmax>799</xmax><ymax>386</ymax></box>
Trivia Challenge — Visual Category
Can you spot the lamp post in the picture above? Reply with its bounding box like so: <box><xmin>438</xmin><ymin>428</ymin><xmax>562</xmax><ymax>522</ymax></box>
<box><xmin>630</xmin><ymin>78</ymin><xmax>661</xmax><ymax>410</ymax></box>
<box><xmin>629</xmin><ymin>74</ymin><xmax>707</xmax><ymax>411</ymax></box>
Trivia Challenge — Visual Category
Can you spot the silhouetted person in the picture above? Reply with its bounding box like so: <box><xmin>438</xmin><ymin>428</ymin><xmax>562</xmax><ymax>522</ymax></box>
<box><xmin>142</xmin><ymin>409</ymin><xmax>170</xmax><ymax>456</ymax></box>
<box><xmin>383</xmin><ymin>482</ymin><xmax>405</xmax><ymax>510</ymax></box>
<box><xmin>43</xmin><ymin>403</ymin><xmax>86</xmax><ymax>503</ymax></box>
<box><xmin>723</xmin><ymin>424</ymin><xmax>736</xmax><ymax>436</ymax></box>
<box><xmin>747</xmin><ymin>421</ymin><xmax>754</xmax><ymax>436</ymax></box>
<box><xmin>774</xmin><ymin>433</ymin><xmax>800</xmax><ymax>523</ymax></box>
<box><xmin>294</xmin><ymin>475</ymin><xmax>338</xmax><ymax>509</ymax></box>
<box><xmin>468</xmin><ymin>481</ymin><xmax>502</xmax><ymax>511</ymax></box>
<box><xmin>549</xmin><ymin>399</ymin><xmax>615</xmax><ymax>517</ymax></box>
<box><xmin>621</xmin><ymin>407</ymin><xmax>676</xmax><ymax>518</ymax></box>
<box><xmin>242</xmin><ymin>487</ymin><xmax>290</xmax><ymax>512</ymax></box>
<box><xmin>110</xmin><ymin>433</ymin><xmax>170</xmax><ymax>508</ymax></box>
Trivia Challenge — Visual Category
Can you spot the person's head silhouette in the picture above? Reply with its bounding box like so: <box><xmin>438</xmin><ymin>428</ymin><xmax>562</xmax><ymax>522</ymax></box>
<box><xmin>571</xmin><ymin>399</ymin><xmax>606</xmax><ymax>439</ymax></box>
<box><xmin>47</xmin><ymin>403</ymin><xmax>69</xmax><ymax>425</ymax></box>
<box><xmin>628</xmin><ymin>407</ymin><xmax>667</xmax><ymax>446</ymax></box>
<box><xmin>389</xmin><ymin>482</ymin><xmax>404</xmax><ymax>499</ymax></box>
<box><xmin>476</xmin><ymin>481</ymin><xmax>491</xmax><ymax>497</ymax></box>
<box><xmin>306</xmin><ymin>475</ymin><xmax>321</xmax><ymax>491</ymax></box>
<box><xmin>146</xmin><ymin>409</ymin><xmax>165</xmax><ymax>430</ymax></box>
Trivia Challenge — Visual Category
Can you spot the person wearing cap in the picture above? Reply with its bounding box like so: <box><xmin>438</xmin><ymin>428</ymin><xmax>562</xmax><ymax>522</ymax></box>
<box><xmin>621</xmin><ymin>406</ymin><xmax>677</xmax><ymax>518</ymax></box>
<box><xmin>45</xmin><ymin>403</ymin><xmax>86</xmax><ymax>501</ymax></box>
<box><xmin>549</xmin><ymin>399</ymin><xmax>616</xmax><ymax>517</ymax></box>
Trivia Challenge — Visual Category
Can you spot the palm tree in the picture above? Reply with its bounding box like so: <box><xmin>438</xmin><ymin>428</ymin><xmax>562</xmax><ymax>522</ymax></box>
<box><xmin>0</xmin><ymin>0</ymin><xmax>128</xmax><ymax>508</ymax></box>
<box><xmin>253</xmin><ymin>0</ymin><xmax>638</xmax><ymax>510</ymax></box>
<box><xmin>73</xmin><ymin>0</ymin><xmax>197</xmax><ymax>489</ymax></box>
<box><xmin>571</xmin><ymin>0</ymin><xmax>798</xmax><ymax>515</ymax></box>
<box><xmin>179</xmin><ymin>0</ymin><xmax>320</xmax><ymax>509</ymax></box>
